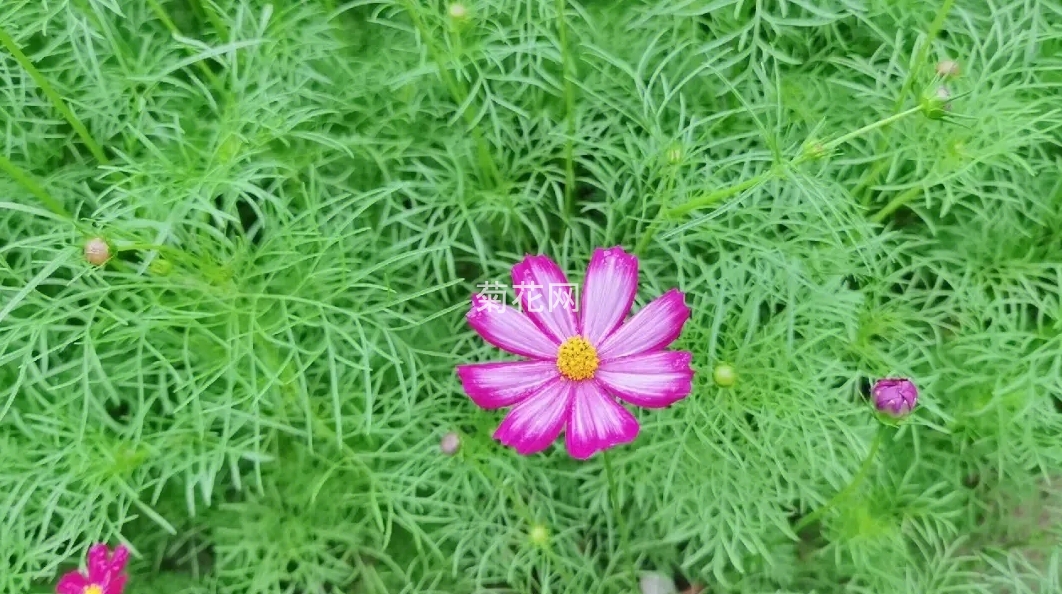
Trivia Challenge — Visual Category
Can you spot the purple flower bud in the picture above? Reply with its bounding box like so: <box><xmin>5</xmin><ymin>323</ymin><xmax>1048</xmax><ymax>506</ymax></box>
<box><xmin>872</xmin><ymin>378</ymin><xmax>918</xmax><ymax>417</ymax></box>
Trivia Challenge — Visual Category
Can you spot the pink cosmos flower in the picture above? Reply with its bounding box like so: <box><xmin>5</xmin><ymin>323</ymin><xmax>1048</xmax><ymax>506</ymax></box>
<box><xmin>56</xmin><ymin>543</ymin><xmax>129</xmax><ymax>594</ymax></box>
<box><xmin>457</xmin><ymin>246</ymin><xmax>694</xmax><ymax>459</ymax></box>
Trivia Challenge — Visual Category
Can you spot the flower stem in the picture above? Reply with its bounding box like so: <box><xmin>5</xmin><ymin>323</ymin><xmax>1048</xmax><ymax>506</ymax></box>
<box><xmin>633</xmin><ymin>165</ymin><xmax>678</xmax><ymax>256</ymax></box>
<box><xmin>603</xmin><ymin>450</ymin><xmax>636</xmax><ymax>586</ymax></box>
<box><xmin>793</xmin><ymin>426</ymin><xmax>884</xmax><ymax>534</ymax></box>
<box><xmin>555</xmin><ymin>0</ymin><xmax>577</xmax><ymax>219</ymax></box>
<box><xmin>855</xmin><ymin>0</ymin><xmax>956</xmax><ymax>200</ymax></box>
<box><xmin>461</xmin><ymin>443</ymin><xmax>579</xmax><ymax>586</ymax></box>
<box><xmin>868</xmin><ymin>185</ymin><xmax>923</xmax><ymax>224</ymax></box>
<box><xmin>666</xmin><ymin>168</ymin><xmax>776</xmax><ymax>218</ymax></box>
<box><xmin>815</xmin><ymin>106</ymin><xmax>924</xmax><ymax>156</ymax></box>
<box><xmin>0</xmin><ymin>153</ymin><xmax>71</xmax><ymax>220</ymax></box>
<box><xmin>399</xmin><ymin>0</ymin><xmax>500</xmax><ymax>187</ymax></box>
<box><xmin>666</xmin><ymin>105</ymin><xmax>925</xmax><ymax>220</ymax></box>
<box><xmin>145</xmin><ymin>0</ymin><xmax>225</xmax><ymax>91</ymax></box>
<box><xmin>0</xmin><ymin>24</ymin><xmax>109</xmax><ymax>164</ymax></box>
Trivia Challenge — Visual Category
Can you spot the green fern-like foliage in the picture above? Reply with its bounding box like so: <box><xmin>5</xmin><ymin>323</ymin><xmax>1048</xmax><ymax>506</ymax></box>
<box><xmin>1</xmin><ymin>0</ymin><xmax>1061</xmax><ymax>593</ymax></box>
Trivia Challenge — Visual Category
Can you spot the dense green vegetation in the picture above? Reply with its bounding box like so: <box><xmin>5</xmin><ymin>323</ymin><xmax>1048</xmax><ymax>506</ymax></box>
<box><xmin>2</xmin><ymin>1</ymin><xmax>1061</xmax><ymax>592</ymax></box>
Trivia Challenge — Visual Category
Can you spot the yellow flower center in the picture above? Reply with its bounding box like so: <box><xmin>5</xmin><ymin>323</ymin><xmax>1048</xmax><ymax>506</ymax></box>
<box><xmin>556</xmin><ymin>336</ymin><xmax>599</xmax><ymax>381</ymax></box>
<box><xmin>84</xmin><ymin>586</ymin><xmax>103</xmax><ymax>594</ymax></box>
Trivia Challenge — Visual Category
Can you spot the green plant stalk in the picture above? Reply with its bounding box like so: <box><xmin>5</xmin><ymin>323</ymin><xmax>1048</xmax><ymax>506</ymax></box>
<box><xmin>186</xmin><ymin>0</ymin><xmax>230</xmax><ymax>39</ymax></box>
<box><xmin>461</xmin><ymin>447</ymin><xmax>579</xmax><ymax>586</ymax></box>
<box><xmin>869</xmin><ymin>185</ymin><xmax>923</xmax><ymax>223</ymax></box>
<box><xmin>633</xmin><ymin>164</ymin><xmax>677</xmax><ymax>256</ymax></box>
<box><xmin>603</xmin><ymin>450</ymin><xmax>636</xmax><ymax>588</ymax></box>
<box><xmin>0</xmin><ymin>24</ymin><xmax>110</xmax><ymax>164</ymax></box>
<box><xmin>894</xmin><ymin>0</ymin><xmax>956</xmax><ymax>112</ymax></box>
<box><xmin>855</xmin><ymin>0</ymin><xmax>956</xmax><ymax>200</ymax></box>
<box><xmin>666</xmin><ymin>168</ymin><xmax>774</xmax><ymax>218</ymax></box>
<box><xmin>145</xmin><ymin>0</ymin><xmax>225</xmax><ymax>91</ymax></box>
<box><xmin>664</xmin><ymin>105</ymin><xmax>924</xmax><ymax>221</ymax></box>
<box><xmin>400</xmin><ymin>0</ymin><xmax>501</xmax><ymax>187</ymax></box>
<box><xmin>555</xmin><ymin>0</ymin><xmax>577</xmax><ymax>219</ymax></box>
<box><xmin>793</xmin><ymin>426</ymin><xmax>884</xmax><ymax>533</ymax></box>
<box><xmin>0</xmin><ymin>153</ymin><xmax>71</xmax><ymax>219</ymax></box>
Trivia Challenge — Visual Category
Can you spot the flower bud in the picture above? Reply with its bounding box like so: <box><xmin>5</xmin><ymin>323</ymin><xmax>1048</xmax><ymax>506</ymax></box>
<box><xmin>801</xmin><ymin>139</ymin><xmax>828</xmax><ymax>160</ymax></box>
<box><xmin>665</xmin><ymin>145</ymin><xmax>683</xmax><ymax>165</ymax></box>
<box><xmin>921</xmin><ymin>86</ymin><xmax>952</xmax><ymax>120</ymax></box>
<box><xmin>439</xmin><ymin>431</ymin><xmax>460</xmax><ymax>456</ymax></box>
<box><xmin>149</xmin><ymin>257</ymin><xmax>173</xmax><ymax>275</ymax></box>
<box><xmin>84</xmin><ymin>237</ymin><xmax>111</xmax><ymax>266</ymax></box>
<box><xmin>872</xmin><ymin>378</ymin><xmax>918</xmax><ymax>417</ymax></box>
<box><xmin>712</xmin><ymin>363</ymin><xmax>736</xmax><ymax>388</ymax></box>
<box><xmin>447</xmin><ymin>2</ymin><xmax>468</xmax><ymax>20</ymax></box>
<box><xmin>935</xmin><ymin>59</ymin><xmax>960</xmax><ymax>78</ymax></box>
<box><xmin>529</xmin><ymin>524</ymin><xmax>548</xmax><ymax>546</ymax></box>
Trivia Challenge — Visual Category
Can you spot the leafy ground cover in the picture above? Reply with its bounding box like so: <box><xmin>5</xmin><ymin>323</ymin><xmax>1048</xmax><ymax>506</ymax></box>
<box><xmin>2</xmin><ymin>0</ymin><xmax>1062</xmax><ymax>593</ymax></box>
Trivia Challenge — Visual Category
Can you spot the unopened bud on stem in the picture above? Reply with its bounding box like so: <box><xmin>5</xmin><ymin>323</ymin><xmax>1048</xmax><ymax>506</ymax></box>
<box><xmin>872</xmin><ymin>378</ymin><xmax>918</xmax><ymax>417</ymax></box>
<box><xmin>921</xmin><ymin>86</ymin><xmax>953</xmax><ymax>120</ymax></box>
<box><xmin>84</xmin><ymin>237</ymin><xmax>111</xmax><ymax>266</ymax></box>
<box><xmin>713</xmin><ymin>363</ymin><xmax>737</xmax><ymax>388</ymax></box>
<box><xmin>529</xmin><ymin>524</ymin><xmax>548</xmax><ymax>546</ymax></box>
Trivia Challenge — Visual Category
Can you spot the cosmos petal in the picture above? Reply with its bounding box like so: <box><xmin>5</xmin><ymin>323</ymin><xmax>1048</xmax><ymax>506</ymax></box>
<box><xmin>467</xmin><ymin>294</ymin><xmax>559</xmax><ymax>359</ymax></box>
<box><xmin>104</xmin><ymin>574</ymin><xmax>128</xmax><ymax>594</ymax></box>
<box><xmin>596</xmin><ymin>351</ymin><xmax>694</xmax><ymax>408</ymax></box>
<box><xmin>86</xmin><ymin>544</ymin><xmax>110</xmax><ymax>580</ymax></box>
<box><xmin>493</xmin><ymin>378</ymin><xmax>573</xmax><ymax>455</ymax></box>
<box><xmin>579</xmin><ymin>247</ymin><xmax>639</xmax><ymax>346</ymax></box>
<box><xmin>511</xmin><ymin>255</ymin><xmax>578</xmax><ymax>343</ymax></box>
<box><xmin>56</xmin><ymin>573</ymin><xmax>89</xmax><ymax>594</ymax></box>
<box><xmin>565</xmin><ymin>381</ymin><xmax>640</xmax><ymax>460</ymax></box>
<box><xmin>456</xmin><ymin>360</ymin><xmax>560</xmax><ymax>409</ymax></box>
<box><xmin>597</xmin><ymin>289</ymin><xmax>689</xmax><ymax>360</ymax></box>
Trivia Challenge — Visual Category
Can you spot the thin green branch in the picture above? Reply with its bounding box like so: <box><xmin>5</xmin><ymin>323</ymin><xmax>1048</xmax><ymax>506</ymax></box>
<box><xmin>855</xmin><ymin>0</ymin><xmax>956</xmax><ymax>200</ymax></box>
<box><xmin>663</xmin><ymin>105</ymin><xmax>924</xmax><ymax>224</ymax></box>
<box><xmin>0</xmin><ymin>24</ymin><xmax>110</xmax><ymax>164</ymax></box>
<box><xmin>603</xmin><ymin>451</ymin><xmax>636</xmax><ymax>589</ymax></box>
<box><xmin>399</xmin><ymin>0</ymin><xmax>500</xmax><ymax>186</ymax></box>
<box><xmin>145</xmin><ymin>0</ymin><xmax>226</xmax><ymax>92</ymax></box>
<box><xmin>0</xmin><ymin>153</ymin><xmax>71</xmax><ymax>220</ymax></box>
<box><xmin>793</xmin><ymin>427</ymin><xmax>884</xmax><ymax>533</ymax></box>
<box><xmin>555</xmin><ymin>0</ymin><xmax>577</xmax><ymax>219</ymax></box>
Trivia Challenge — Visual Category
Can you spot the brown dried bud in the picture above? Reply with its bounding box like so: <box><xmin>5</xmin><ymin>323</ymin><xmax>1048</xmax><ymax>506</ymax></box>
<box><xmin>84</xmin><ymin>237</ymin><xmax>111</xmax><ymax>266</ymax></box>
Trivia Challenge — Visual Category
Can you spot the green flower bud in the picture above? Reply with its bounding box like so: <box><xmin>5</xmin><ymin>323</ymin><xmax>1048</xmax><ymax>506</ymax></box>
<box><xmin>713</xmin><ymin>363</ymin><xmax>737</xmax><ymax>388</ymax></box>
<box><xmin>665</xmin><ymin>144</ymin><xmax>684</xmax><ymax>165</ymax></box>
<box><xmin>529</xmin><ymin>524</ymin><xmax>548</xmax><ymax>546</ymax></box>
<box><xmin>920</xmin><ymin>86</ymin><xmax>953</xmax><ymax>120</ymax></box>
<box><xmin>447</xmin><ymin>2</ymin><xmax>468</xmax><ymax>20</ymax></box>
<box><xmin>801</xmin><ymin>139</ymin><xmax>828</xmax><ymax>160</ymax></box>
<box><xmin>149</xmin><ymin>258</ymin><xmax>173</xmax><ymax>276</ymax></box>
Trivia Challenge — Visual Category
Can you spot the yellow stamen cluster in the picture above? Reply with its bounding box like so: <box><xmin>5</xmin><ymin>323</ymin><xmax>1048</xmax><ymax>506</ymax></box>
<box><xmin>556</xmin><ymin>336</ymin><xmax>599</xmax><ymax>381</ymax></box>
<box><xmin>85</xmin><ymin>586</ymin><xmax>104</xmax><ymax>594</ymax></box>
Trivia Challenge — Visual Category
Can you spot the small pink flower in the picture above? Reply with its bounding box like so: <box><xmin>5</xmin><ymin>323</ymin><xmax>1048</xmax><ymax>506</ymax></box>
<box><xmin>56</xmin><ymin>543</ymin><xmax>129</xmax><ymax>594</ymax></box>
<box><xmin>872</xmin><ymin>378</ymin><xmax>918</xmax><ymax>417</ymax></box>
<box><xmin>457</xmin><ymin>246</ymin><xmax>694</xmax><ymax>459</ymax></box>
